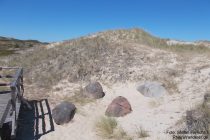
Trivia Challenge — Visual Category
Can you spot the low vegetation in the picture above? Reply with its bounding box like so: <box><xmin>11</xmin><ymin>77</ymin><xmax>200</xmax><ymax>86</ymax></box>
<box><xmin>149</xmin><ymin>100</ymin><xmax>161</xmax><ymax>108</ymax></box>
<box><xmin>63</xmin><ymin>88</ymin><xmax>94</xmax><ymax>106</ymax></box>
<box><xmin>7</xmin><ymin>36</ymin><xmax>135</xmax><ymax>90</ymax></box>
<box><xmin>0</xmin><ymin>50</ymin><xmax>16</xmax><ymax>56</ymax></box>
<box><xmin>113</xmin><ymin>127</ymin><xmax>133</xmax><ymax>140</ymax></box>
<box><xmin>159</xmin><ymin>44</ymin><xmax>210</xmax><ymax>54</ymax></box>
<box><xmin>183</xmin><ymin>99</ymin><xmax>210</xmax><ymax>137</ymax></box>
<box><xmin>98</xmin><ymin>29</ymin><xmax>210</xmax><ymax>54</ymax></box>
<box><xmin>135</xmin><ymin>126</ymin><xmax>150</xmax><ymax>138</ymax></box>
<box><xmin>95</xmin><ymin>116</ymin><xmax>132</xmax><ymax>140</ymax></box>
<box><xmin>0</xmin><ymin>36</ymin><xmax>47</xmax><ymax>57</ymax></box>
<box><xmin>95</xmin><ymin>117</ymin><xmax>118</xmax><ymax>138</ymax></box>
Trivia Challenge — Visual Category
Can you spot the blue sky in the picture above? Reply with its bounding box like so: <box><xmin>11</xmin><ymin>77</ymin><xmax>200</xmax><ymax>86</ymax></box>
<box><xmin>0</xmin><ymin>0</ymin><xmax>209</xmax><ymax>42</ymax></box>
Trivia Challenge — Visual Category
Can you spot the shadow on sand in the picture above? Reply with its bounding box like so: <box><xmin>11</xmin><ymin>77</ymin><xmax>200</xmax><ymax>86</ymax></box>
<box><xmin>16</xmin><ymin>99</ymin><xmax>54</xmax><ymax>140</ymax></box>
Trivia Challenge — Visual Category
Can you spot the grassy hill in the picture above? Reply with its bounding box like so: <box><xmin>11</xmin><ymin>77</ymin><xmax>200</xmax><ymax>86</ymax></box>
<box><xmin>2</xmin><ymin>28</ymin><xmax>208</xmax><ymax>93</ymax></box>
<box><xmin>2</xmin><ymin>29</ymin><xmax>209</xmax><ymax>140</ymax></box>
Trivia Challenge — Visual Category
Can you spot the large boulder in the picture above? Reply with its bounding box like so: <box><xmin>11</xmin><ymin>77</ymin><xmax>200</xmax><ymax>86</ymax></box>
<box><xmin>137</xmin><ymin>81</ymin><xmax>166</xmax><ymax>98</ymax></box>
<box><xmin>105</xmin><ymin>96</ymin><xmax>132</xmax><ymax>117</ymax></box>
<box><xmin>83</xmin><ymin>82</ymin><xmax>105</xmax><ymax>99</ymax></box>
<box><xmin>52</xmin><ymin>101</ymin><xmax>76</xmax><ymax>125</ymax></box>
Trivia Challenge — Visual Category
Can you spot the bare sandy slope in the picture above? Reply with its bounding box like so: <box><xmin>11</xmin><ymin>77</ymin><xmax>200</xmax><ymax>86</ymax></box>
<box><xmin>34</xmin><ymin>48</ymin><xmax>210</xmax><ymax>140</ymax></box>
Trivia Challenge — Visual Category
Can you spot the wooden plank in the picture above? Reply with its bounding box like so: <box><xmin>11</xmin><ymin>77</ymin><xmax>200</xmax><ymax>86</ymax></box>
<box><xmin>0</xmin><ymin>91</ymin><xmax>11</xmax><ymax>94</ymax></box>
<box><xmin>0</xmin><ymin>93</ymin><xmax>11</xmax><ymax>128</ymax></box>
<box><xmin>11</xmin><ymin>116</ymin><xmax>15</xmax><ymax>138</ymax></box>
<box><xmin>3</xmin><ymin>99</ymin><xmax>21</xmax><ymax>140</ymax></box>
<box><xmin>0</xmin><ymin>83</ymin><xmax>10</xmax><ymax>86</ymax></box>
<box><xmin>11</xmin><ymin>101</ymin><xmax>21</xmax><ymax>138</ymax></box>
<box><xmin>0</xmin><ymin>93</ymin><xmax>11</xmax><ymax>124</ymax></box>
<box><xmin>0</xmin><ymin>94</ymin><xmax>11</xmax><ymax>127</ymax></box>
<box><xmin>4</xmin><ymin>99</ymin><xmax>21</xmax><ymax>122</ymax></box>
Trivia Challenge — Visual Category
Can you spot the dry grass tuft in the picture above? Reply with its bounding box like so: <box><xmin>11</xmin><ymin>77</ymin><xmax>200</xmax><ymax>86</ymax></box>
<box><xmin>64</xmin><ymin>87</ymin><xmax>94</xmax><ymax>106</ymax></box>
<box><xmin>135</xmin><ymin>126</ymin><xmax>149</xmax><ymax>138</ymax></box>
<box><xmin>185</xmin><ymin>102</ymin><xmax>210</xmax><ymax>133</ymax></box>
<box><xmin>113</xmin><ymin>127</ymin><xmax>133</xmax><ymax>140</ymax></box>
<box><xmin>95</xmin><ymin>116</ymin><xmax>133</xmax><ymax>139</ymax></box>
<box><xmin>157</xmin><ymin>43</ymin><xmax>210</xmax><ymax>55</ymax></box>
<box><xmin>95</xmin><ymin>117</ymin><xmax>118</xmax><ymax>138</ymax></box>
<box><xmin>161</xmin><ymin>77</ymin><xmax>179</xmax><ymax>94</ymax></box>
<box><xmin>148</xmin><ymin>100</ymin><xmax>161</xmax><ymax>108</ymax></box>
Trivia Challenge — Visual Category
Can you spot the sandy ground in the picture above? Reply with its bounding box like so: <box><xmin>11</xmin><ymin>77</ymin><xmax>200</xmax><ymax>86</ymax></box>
<box><xmin>16</xmin><ymin>43</ymin><xmax>210</xmax><ymax>140</ymax></box>
<box><xmin>26</xmin><ymin>49</ymin><xmax>210</xmax><ymax>140</ymax></box>
<box><xmin>38</xmin><ymin>62</ymin><xmax>210</xmax><ymax>140</ymax></box>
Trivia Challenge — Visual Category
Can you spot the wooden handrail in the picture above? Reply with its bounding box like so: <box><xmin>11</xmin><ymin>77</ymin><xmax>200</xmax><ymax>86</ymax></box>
<box><xmin>0</xmin><ymin>67</ymin><xmax>19</xmax><ymax>70</ymax></box>
<box><xmin>0</xmin><ymin>67</ymin><xmax>31</xmax><ymax>138</ymax></box>
<box><xmin>10</xmin><ymin>68</ymin><xmax>23</xmax><ymax>88</ymax></box>
<box><xmin>0</xmin><ymin>75</ymin><xmax>14</xmax><ymax>78</ymax></box>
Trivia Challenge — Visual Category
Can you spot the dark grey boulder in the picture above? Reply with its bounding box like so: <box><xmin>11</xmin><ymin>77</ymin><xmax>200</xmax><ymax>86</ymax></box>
<box><xmin>83</xmin><ymin>82</ymin><xmax>105</xmax><ymax>99</ymax></box>
<box><xmin>137</xmin><ymin>81</ymin><xmax>166</xmax><ymax>98</ymax></box>
<box><xmin>52</xmin><ymin>101</ymin><xmax>76</xmax><ymax>125</ymax></box>
<box><xmin>105</xmin><ymin>96</ymin><xmax>132</xmax><ymax>117</ymax></box>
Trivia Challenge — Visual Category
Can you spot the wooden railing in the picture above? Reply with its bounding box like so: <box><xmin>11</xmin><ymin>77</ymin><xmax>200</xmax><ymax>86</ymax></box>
<box><xmin>10</xmin><ymin>68</ymin><xmax>24</xmax><ymax>127</ymax></box>
<box><xmin>0</xmin><ymin>67</ymin><xmax>23</xmax><ymax>107</ymax></box>
<box><xmin>0</xmin><ymin>67</ymin><xmax>31</xmax><ymax>138</ymax></box>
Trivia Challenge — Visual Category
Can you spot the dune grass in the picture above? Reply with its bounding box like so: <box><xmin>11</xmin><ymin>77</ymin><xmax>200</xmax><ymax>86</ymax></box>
<box><xmin>95</xmin><ymin>117</ymin><xmax>118</xmax><ymax>138</ymax></box>
<box><xmin>95</xmin><ymin>116</ymin><xmax>133</xmax><ymax>140</ymax></box>
<box><xmin>113</xmin><ymin>127</ymin><xmax>133</xmax><ymax>140</ymax></box>
<box><xmin>135</xmin><ymin>126</ymin><xmax>149</xmax><ymax>138</ymax></box>
<box><xmin>185</xmin><ymin>102</ymin><xmax>210</xmax><ymax>133</ymax></box>
<box><xmin>64</xmin><ymin>89</ymin><xmax>94</xmax><ymax>106</ymax></box>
